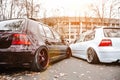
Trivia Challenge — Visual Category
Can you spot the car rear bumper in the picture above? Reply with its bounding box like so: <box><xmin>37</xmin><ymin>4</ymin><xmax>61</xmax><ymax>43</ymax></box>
<box><xmin>0</xmin><ymin>51</ymin><xmax>34</xmax><ymax>67</ymax></box>
<box><xmin>97</xmin><ymin>48</ymin><xmax>120</xmax><ymax>63</ymax></box>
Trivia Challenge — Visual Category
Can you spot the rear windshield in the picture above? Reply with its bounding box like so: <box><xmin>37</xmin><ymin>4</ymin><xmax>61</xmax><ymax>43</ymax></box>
<box><xmin>0</xmin><ymin>19</ymin><xmax>24</xmax><ymax>31</ymax></box>
<box><xmin>104</xmin><ymin>28</ymin><xmax>120</xmax><ymax>37</ymax></box>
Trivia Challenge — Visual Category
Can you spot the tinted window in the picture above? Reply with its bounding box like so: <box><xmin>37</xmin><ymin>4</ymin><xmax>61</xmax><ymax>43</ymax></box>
<box><xmin>52</xmin><ymin>29</ymin><xmax>61</xmax><ymax>40</ymax></box>
<box><xmin>43</xmin><ymin>26</ymin><xmax>54</xmax><ymax>39</ymax></box>
<box><xmin>0</xmin><ymin>19</ymin><xmax>24</xmax><ymax>31</ymax></box>
<box><xmin>104</xmin><ymin>28</ymin><xmax>120</xmax><ymax>37</ymax></box>
<box><xmin>39</xmin><ymin>25</ymin><xmax>46</xmax><ymax>36</ymax></box>
<box><xmin>76</xmin><ymin>34</ymin><xmax>85</xmax><ymax>43</ymax></box>
<box><xmin>84</xmin><ymin>32</ymin><xmax>95</xmax><ymax>41</ymax></box>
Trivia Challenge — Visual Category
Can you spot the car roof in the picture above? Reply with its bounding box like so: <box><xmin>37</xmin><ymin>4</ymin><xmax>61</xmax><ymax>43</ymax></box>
<box><xmin>81</xmin><ymin>25</ymin><xmax>120</xmax><ymax>35</ymax></box>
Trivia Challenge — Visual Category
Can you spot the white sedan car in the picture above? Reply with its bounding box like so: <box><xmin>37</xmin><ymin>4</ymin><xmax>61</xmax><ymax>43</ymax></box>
<box><xmin>70</xmin><ymin>27</ymin><xmax>120</xmax><ymax>63</ymax></box>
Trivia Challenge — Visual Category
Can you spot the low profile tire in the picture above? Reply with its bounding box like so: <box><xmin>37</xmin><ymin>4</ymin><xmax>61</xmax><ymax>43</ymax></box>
<box><xmin>31</xmin><ymin>47</ymin><xmax>49</xmax><ymax>72</ymax></box>
<box><xmin>87</xmin><ymin>48</ymin><xmax>99</xmax><ymax>64</ymax></box>
<box><xmin>66</xmin><ymin>47</ymin><xmax>72</xmax><ymax>58</ymax></box>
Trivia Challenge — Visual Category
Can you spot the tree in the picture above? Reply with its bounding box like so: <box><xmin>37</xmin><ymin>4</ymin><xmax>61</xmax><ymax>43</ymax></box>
<box><xmin>88</xmin><ymin>0</ymin><xmax>120</xmax><ymax>26</ymax></box>
<box><xmin>23</xmin><ymin>0</ymin><xmax>41</xmax><ymax>18</ymax></box>
<box><xmin>0</xmin><ymin>0</ymin><xmax>7</xmax><ymax>20</ymax></box>
<box><xmin>0</xmin><ymin>0</ymin><xmax>41</xmax><ymax>20</ymax></box>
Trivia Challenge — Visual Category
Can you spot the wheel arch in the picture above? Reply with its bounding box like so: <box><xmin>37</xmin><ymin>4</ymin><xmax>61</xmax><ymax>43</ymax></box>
<box><xmin>86</xmin><ymin>45</ymin><xmax>100</xmax><ymax>60</ymax></box>
<box><xmin>31</xmin><ymin>45</ymin><xmax>49</xmax><ymax>72</ymax></box>
<box><xmin>34</xmin><ymin>45</ymin><xmax>49</xmax><ymax>55</ymax></box>
<box><xmin>86</xmin><ymin>47</ymin><xmax>100</xmax><ymax>64</ymax></box>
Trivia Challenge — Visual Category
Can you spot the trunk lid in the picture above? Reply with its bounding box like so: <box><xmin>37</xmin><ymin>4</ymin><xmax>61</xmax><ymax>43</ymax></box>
<box><xmin>0</xmin><ymin>19</ymin><xmax>24</xmax><ymax>48</ymax></box>
<box><xmin>103</xmin><ymin>28</ymin><xmax>120</xmax><ymax>48</ymax></box>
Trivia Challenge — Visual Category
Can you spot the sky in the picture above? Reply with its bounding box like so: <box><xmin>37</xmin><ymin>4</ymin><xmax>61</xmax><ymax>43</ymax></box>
<box><xmin>37</xmin><ymin>0</ymin><xmax>102</xmax><ymax>18</ymax></box>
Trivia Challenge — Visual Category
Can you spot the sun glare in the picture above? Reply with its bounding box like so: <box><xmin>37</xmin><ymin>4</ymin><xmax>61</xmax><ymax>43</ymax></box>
<box><xmin>40</xmin><ymin>0</ymin><xmax>97</xmax><ymax>17</ymax></box>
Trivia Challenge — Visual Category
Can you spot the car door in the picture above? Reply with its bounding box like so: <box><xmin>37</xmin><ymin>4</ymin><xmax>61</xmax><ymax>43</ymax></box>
<box><xmin>42</xmin><ymin>26</ymin><xmax>65</xmax><ymax>60</ymax></box>
<box><xmin>77</xmin><ymin>32</ymin><xmax>95</xmax><ymax>59</ymax></box>
<box><xmin>71</xmin><ymin>34</ymin><xmax>85</xmax><ymax>58</ymax></box>
<box><xmin>72</xmin><ymin>31</ymin><xmax>95</xmax><ymax>59</ymax></box>
<box><xmin>51</xmin><ymin>29</ymin><xmax>68</xmax><ymax>57</ymax></box>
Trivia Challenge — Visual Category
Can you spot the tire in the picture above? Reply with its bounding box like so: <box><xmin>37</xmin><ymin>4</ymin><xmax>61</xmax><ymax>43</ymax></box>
<box><xmin>66</xmin><ymin>47</ymin><xmax>72</xmax><ymax>58</ymax></box>
<box><xmin>87</xmin><ymin>48</ymin><xmax>99</xmax><ymax>64</ymax></box>
<box><xmin>31</xmin><ymin>47</ymin><xmax>49</xmax><ymax>72</ymax></box>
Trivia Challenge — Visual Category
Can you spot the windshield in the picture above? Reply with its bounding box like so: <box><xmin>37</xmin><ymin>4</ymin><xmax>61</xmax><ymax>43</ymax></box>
<box><xmin>104</xmin><ymin>28</ymin><xmax>120</xmax><ymax>37</ymax></box>
<box><xmin>0</xmin><ymin>19</ymin><xmax>24</xmax><ymax>31</ymax></box>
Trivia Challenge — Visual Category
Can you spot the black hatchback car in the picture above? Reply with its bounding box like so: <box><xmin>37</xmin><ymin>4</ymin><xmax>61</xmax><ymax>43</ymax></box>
<box><xmin>0</xmin><ymin>18</ymin><xmax>71</xmax><ymax>71</ymax></box>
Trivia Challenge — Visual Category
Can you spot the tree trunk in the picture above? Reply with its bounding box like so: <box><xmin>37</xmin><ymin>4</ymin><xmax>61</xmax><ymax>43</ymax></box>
<box><xmin>10</xmin><ymin>0</ymin><xmax>13</xmax><ymax>19</ymax></box>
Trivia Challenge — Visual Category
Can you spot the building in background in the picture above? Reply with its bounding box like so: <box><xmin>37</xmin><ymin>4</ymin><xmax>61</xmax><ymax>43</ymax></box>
<box><xmin>40</xmin><ymin>17</ymin><xmax>120</xmax><ymax>43</ymax></box>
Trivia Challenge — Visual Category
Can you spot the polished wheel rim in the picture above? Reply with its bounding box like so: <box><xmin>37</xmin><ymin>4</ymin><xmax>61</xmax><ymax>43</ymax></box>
<box><xmin>87</xmin><ymin>49</ymin><xmax>94</xmax><ymax>62</ymax></box>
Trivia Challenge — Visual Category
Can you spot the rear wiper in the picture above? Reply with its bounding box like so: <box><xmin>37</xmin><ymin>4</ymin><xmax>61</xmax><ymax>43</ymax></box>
<box><xmin>0</xmin><ymin>30</ymin><xmax>12</xmax><ymax>32</ymax></box>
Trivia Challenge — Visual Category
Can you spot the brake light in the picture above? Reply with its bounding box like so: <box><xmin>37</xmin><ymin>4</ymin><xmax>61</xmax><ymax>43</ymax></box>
<box><xmin>12</xmin><ymin>33</ymin><xmax>31</xmax><ymax>45</ymax></box>
<box><xmin>99</xmin><ymin>39</ymin><xmax>112</xmax><ymax>47</ymax></box>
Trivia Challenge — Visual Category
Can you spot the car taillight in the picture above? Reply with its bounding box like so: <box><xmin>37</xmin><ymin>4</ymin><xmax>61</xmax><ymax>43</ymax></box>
<box><xmin>12</xmin><ymin>33</ymin><xmax>31</xmax><ymax>45</ymax></box>
<box><xmin>99</xmin><ymin>39</ymin><xmax>112</xmax><ymax>47</ymax></box>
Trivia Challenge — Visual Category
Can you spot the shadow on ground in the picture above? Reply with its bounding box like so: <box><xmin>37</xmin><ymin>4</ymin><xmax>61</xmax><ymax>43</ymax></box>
<box><xmin>72</xmin><ymin>56</ymin><xmax>120</xmax><ymax>66</ymax></box>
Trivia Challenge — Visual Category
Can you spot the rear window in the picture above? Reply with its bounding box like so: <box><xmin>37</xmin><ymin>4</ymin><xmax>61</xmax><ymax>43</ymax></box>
<box><xmin>104</xmin><ymin>28</ymin><xmax>120</xmax><ymax>37</ymax></box>
<box><xmin>0</xmin><ymin>19</ymin><xmax>24</xmax><ymax>31</ymax></box>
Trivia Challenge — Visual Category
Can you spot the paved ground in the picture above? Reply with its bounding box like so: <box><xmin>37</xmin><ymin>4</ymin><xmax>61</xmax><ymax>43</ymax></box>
<box><xmin>0</xmin><ymin>57</ymin><xmax>120</xmax><ymax>80</ymax></box>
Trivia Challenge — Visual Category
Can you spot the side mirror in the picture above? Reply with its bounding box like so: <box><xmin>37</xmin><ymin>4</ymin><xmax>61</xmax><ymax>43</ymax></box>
<box><xmin>60</xmin><ymin>36</ymin><xmax>69</xmax><ymax>45</ymax></box>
